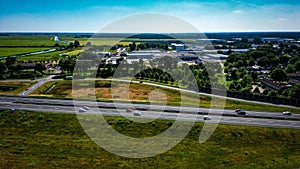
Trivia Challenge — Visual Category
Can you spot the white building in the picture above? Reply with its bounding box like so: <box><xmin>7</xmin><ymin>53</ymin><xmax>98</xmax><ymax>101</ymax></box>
<box><xmin>171</xmin><ymin>43</ymin><xmax>185</xmax><ymax>51</ymax></box>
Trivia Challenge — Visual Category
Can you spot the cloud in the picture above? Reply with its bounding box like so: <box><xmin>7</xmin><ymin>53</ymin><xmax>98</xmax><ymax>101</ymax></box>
<box><xmin>278</xmin><ymin>18</ymin><xmax>288</xmax><ymax>21</ymax></box>
<box><xmin>232</xmin><ymin>10</ymin><xmax>243</xmax><ymax>15</ymax></box>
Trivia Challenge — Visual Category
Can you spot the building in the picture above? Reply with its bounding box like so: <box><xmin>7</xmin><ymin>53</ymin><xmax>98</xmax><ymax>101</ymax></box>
<box><xmin>261</xmin><ymin>38</ymin><xmax>283</xmax><ymax>43</ymax></box>
<box><xmin>178</xmin><ymin>54</ymin><xmax>201</xmax><ymax>62</ymax></box>
<box><xmin>126</xmin><ymin>53</ymin><xmax>153</xmax><ymax>59</ymax></box>
<box><xmin>260</xmin><ymin>79</ymin><xmax>284</xmax><ymax>91</ymax></box>
<box><xmin>171</xmin><ymin>43</ymin><xmax>185</xmax><ymax>51</ymax></box>
<box><xmin>54</xmin><ymin>36</ymin><xmax>59</xmax><ymax>42</ymax></box>
<box><xmin>197</xmin><ymin>39</ymin><xmax>226</xmax><ymax>43</ymax></box>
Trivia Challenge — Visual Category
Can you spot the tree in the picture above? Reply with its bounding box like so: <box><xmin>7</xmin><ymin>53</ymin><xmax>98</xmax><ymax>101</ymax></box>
<box><xmin>236</xmin><ymin>83</ymin><xmax>242</xmax><ymax>91</ymax></box>
<box><xmin>35</xmin><ymin>63</ymin><xmax>46</xmax><ymax>74</ymax></box>
<box><xmin>230</xmin><ymin>69</ymin><xmax>239</xmax><ymax>80</ymax></box>
<box><xmin>253</xmin><ymin>86</ymin><xmax>260</xmax><ymax>94</ymax></box>
<box><xmin>253</xmin><ymin>37</ymin><xmax>262</xmax><ymax>44</ymax></box>
<box><xmin>85</xmin><ymin>42</ymin><xmax>92</xmax><ymax>46</ymax></box>
<box><xmin>238</xmin><ymin>67</ymin><xmax>247</xmax><ymax>78</ymax></box>
<box><xmin>241</xmin><ymin>87</ymin><xmax>251</xmax><ymax>93</ymax></box>
<box><xmin>74</xmin><ymin>40</ymin><xmax>80</xmax><ymax>48</ymax></box>
<box><xmin>247</xmin><ymin>58</ymin><xmax>255</xmax><ymax>66</ymax></box>
<box><xmin>129</xmin><ymin>42</ymin><xmax>136</xmax><ymax>51</ymax></box>
<box><xmin>294</xmin><ymin>61</ymin><xmax>300</xmax><ymax>73</ymax></box>
<box><xmin>279</xmin><ymin>54</ymin><xmax>290</xmax><ymax>66</ymax></box>
<box><xmin>250</xmin><ymin>72</ymin><xmax>258</xmax><ymax>83</ymax></box>
<box><xmin>269</xmin><ymin>90</ymin><xmax>278</xmax><ymax>97</ymax></box>
<box><xmin>257</xmin><ymin>56</ymin><xmax>270</xmax><ymax>67</ymax></box>
<box><xmin>5</xmin><ymin>56</ymin><xmax>16</xmax><ymax>66</ymax></box>
<box><xmin>0</xmin><ymin>62</ymin><xmax>7</xmax><ymax>79</ymax></box>
<box><xmin>285</xmin><ymin>64</ymin><xmax>296</xmax><ymax>73</ymax></box>
<box><xmin>15</xmin><ymin>64</ymin><xmax>23</xmax><ymax>74</ymax></box>
<box><xmin>270</xmin><ymin>68</ymin><xmax>287</xmax><ymax>82</ymax></box>
<box><xmin>241</xmin><ymin>75</ymin><xmax>253</xmax><ymax>88</ymax></box>
<box><xmin>263</xmin><ymin>88</ymin><xmax>269</xmax><ymax>95</ymax></box>
<box><xmin>289</xmin><ymin>56</ymin><xmax>300</xmax><ymax>64</ymax></box>
<box><xmin>68</xmin><ymin>42</ymin><xmax>74</xmax><ymax>49</ymax></box>
<box><xmin>228</xmin><ymin>82</ymin><xmax>235</xmax><ymax>90</ymax></box>
<box><xmin>289</xmin><ymin>84</ymin><xmax>300</xmax><ymax>99</ymax></box>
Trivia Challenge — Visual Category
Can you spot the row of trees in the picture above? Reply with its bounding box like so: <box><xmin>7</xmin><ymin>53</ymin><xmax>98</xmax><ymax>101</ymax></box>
<box><xmin>129</xmin><ymin>42</ymin><xmax>169</xmax><ymax>51</ymax></box>
<box><xmin>0</xmin><ymin>56</ymin><xmax>45</xmax><ymax>79</ymax></box>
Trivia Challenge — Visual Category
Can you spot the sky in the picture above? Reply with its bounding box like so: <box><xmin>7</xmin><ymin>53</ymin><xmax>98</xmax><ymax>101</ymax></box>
<box><xmin>0</xmin><ymin>0</ymin><xmax>299</xmax><ymax>32</ymax></box>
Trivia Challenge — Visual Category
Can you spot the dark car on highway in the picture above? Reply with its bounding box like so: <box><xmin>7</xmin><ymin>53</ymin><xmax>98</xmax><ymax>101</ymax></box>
<box><xmin>235</xmin><ymin>109</ymin><xmax>246</xmax><ymax>115</ymax></box>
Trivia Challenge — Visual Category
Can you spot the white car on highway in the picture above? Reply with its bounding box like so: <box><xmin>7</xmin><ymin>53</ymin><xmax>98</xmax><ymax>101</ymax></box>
<box><xmin>203</xmin><ymin>115</ymin><xmax>211</xmax><ymax>120</ymax></box>
<box><xmin>282</xmin><ymin>111</ymin><xmax>292</xmax><ymax>116</ymax></box>
<box><xmin>78</xmin><ymin>108</ymin><xmax>86</xmax><ymax>113</ymax></box>
<box><xmin>133</xmin><ymin>111</ymin><xmax>141</xmax><ymax>116</ymax></box>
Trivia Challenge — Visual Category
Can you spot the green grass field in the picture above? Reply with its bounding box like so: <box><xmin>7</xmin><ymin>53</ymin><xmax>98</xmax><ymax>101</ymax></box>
<box><xmin>0</xmin><ymin>81</ymin><xmax>36</xmax><ymax>95</ymax></box>
<box><xmin>62</xmin><ymin>37</ymin><xmax>135</xmax><ymax>46</ymax></box>
<box><xmin>0</xmin><ymin>35</ymin><xmax>66</xmax><ymax>47</ymax></box>
<box><xmin>29</xmin><ymin>80</ymin><xmax>300</xmax><ymax>113</ymax></box>
<box><xmin>0</xmin><ymin>48</ymin><xmax>51</xmax><ymax>57</ymax></box>
<box><xmin>0</xmin><ymin>110</ymin><xmax>299</xmax><ymax>168</ymax></box>
<box><xmin>15</xmin><ymin>51</ymin><xmax>64</xmax><ymax>62</ymax></box>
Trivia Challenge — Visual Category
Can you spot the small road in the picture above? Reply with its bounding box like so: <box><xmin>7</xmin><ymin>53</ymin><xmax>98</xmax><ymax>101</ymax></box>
<box><xmin>18</xmin><ymin>75</ymin><xmax>56</xmax><ymax>96</ymax></box>
<box><xmin>17</xmin><ymin>70</ymin><xmax>61</xmax><ymax>96</ymax></box>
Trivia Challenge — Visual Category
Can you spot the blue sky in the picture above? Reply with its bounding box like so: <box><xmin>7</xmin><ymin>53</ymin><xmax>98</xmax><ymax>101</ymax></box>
<box><xmin>0</xmin><ymin>0</ymin><xmax>299</xmax><ymax>32</ymax></box>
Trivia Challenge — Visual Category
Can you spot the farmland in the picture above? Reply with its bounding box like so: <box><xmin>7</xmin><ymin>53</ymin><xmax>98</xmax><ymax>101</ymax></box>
<box><xmin>0</xmin><ymin>35</ymin><xmax>66</xmax><ymax>47</ymax></box>
<box><xmin>0</xmin><ymin>48</ymin><xmax>50</xmax><ymax>57</ymax></box>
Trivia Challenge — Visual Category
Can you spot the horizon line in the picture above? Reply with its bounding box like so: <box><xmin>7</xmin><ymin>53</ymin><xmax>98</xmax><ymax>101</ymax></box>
<box><xmin>0</xmin><ymin>30</ymin><xmax>300</xmax><ymax>34</ymax></box>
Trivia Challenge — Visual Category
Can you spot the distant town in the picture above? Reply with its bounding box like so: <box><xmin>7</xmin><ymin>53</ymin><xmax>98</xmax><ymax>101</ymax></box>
<box><xmin>0</xmin><ymin>32</ymin><xmax>299</xmax><ymax>106</ymax></box>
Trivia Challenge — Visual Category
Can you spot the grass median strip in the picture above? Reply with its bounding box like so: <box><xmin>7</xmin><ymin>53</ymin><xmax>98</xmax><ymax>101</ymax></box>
<box><xmin>29</xmin><ymin>80</ymin><xmax>300</xmax><ymax>113</ymax></box>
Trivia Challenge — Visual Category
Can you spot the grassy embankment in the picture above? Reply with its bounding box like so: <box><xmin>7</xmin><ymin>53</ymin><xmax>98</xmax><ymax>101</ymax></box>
<box><xmin>29</xmin><ymin>80</ymin><xmax>300</xmax><ymax>113</ymax></box>
<box><xmin>0</xmin><ymin>110</ymin><xmax>299</xmax><ymax>169</ymax></box>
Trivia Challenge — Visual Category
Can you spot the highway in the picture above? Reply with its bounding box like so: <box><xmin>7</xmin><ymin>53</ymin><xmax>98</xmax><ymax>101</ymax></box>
<box><xmin>0</xmin><ymin>95</ymin><xmax>299</xmax><ymax>120</ymax></box>
<box><xmin>0</xmin><ymin>95</ymin><xmax>300</xmax><ymax>129</ymax></box>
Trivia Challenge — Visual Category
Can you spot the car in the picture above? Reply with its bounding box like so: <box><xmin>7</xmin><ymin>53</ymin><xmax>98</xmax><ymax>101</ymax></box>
<box><xmin>82</xmin><ymin>106</ymin><xmax>89</xmax><ymax>110</ymax></box>
<box><xmin>78</xmin><ymin>108</ymin><xmax>86</xmax><ymax>113</ymax></box>
<box><xmin>203</xmin><ymin>115</ymin><xmax>211</xmax><ymax>120</ymax></box>
<box><xmin>282</xmin><ymin>111</ymin><xmax>292</xmax><ymax>116</ymax></box>
<box><xmin>126</xmin><ymin>108</ymin><xmax>132</xmax><ymax>112</ymax></box>
<box><xmin>133</xmin><ymin>111</ymin><xmax>141</xmax><ymax>116</ymax></box>
<box><xmin>237</xmin><ymin>110</ymin><xmax>246</xmax><ymax>115</ymax></box>
<box><xmin>235</xmin><ymin>109</ymin><xmax>246</xmax><ymax>115</ymax></box>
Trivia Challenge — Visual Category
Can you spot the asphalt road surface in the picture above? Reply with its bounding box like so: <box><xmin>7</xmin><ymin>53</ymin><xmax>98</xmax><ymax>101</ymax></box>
<box><xmin>1</xmin><ymin>96</ymin><xmax>299</xmax><ymax>129</ymax></box>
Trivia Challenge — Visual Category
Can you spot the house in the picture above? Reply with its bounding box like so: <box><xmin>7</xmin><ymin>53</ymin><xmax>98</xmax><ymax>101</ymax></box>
<box><xmin>260</xmin><ymin>79</ymin><xmax>284</xmax><ymax>91</ymax></box>
<box><xmin>287</xmin><ymin>73</ymin><xmax>300</xmax><ymax>80</ymax></box>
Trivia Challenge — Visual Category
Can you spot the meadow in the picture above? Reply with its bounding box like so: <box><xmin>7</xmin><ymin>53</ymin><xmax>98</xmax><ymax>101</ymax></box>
<box><xmin>0</xmin><ymin>35</ymin><xmax>66</xmax><ymax>47</ymax></box>
<box><xmin>0</xmin><ymin>48</ymin><xmax>50</xmax><ymax>57</ymax></box>
<box><xmin>15</xmin><ymin>51</ymin><xmax>64</xmax><ymax>62</ymax></box>
<box><xmin>0</xmin><ymin>110</ymin><xmax>299</xmax><ymax>169</ymax></box>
